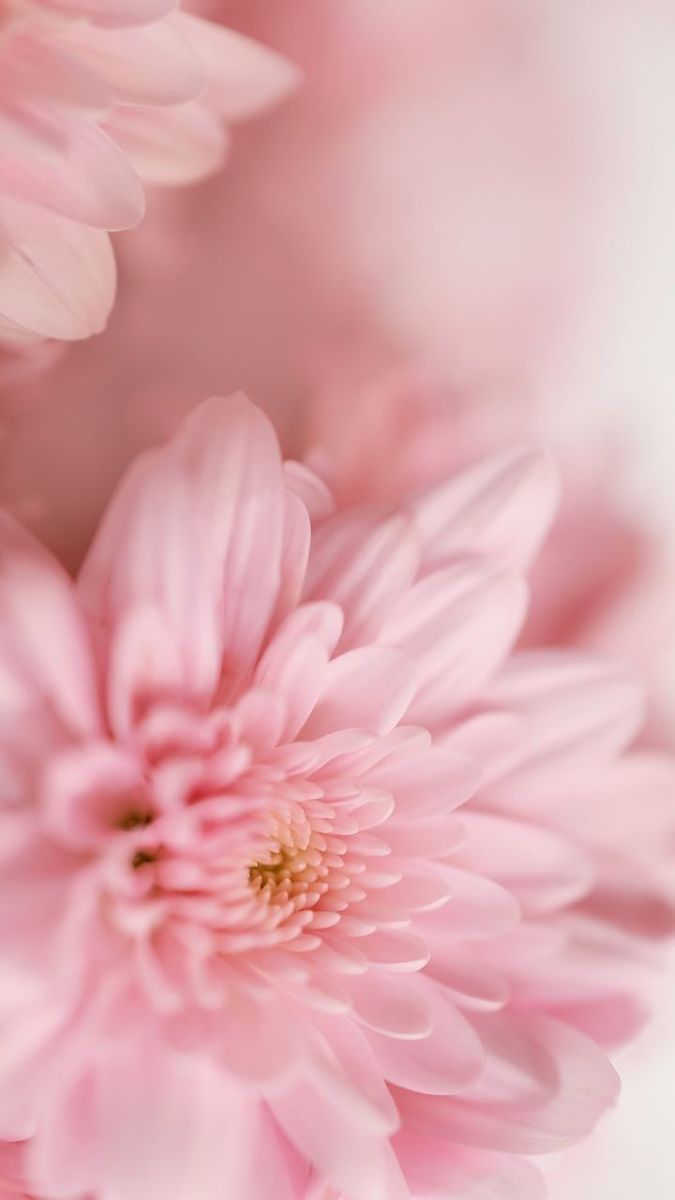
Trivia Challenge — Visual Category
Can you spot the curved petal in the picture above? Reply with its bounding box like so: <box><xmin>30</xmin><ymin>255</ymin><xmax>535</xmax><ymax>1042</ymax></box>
<box><xmin>106</xmin><ymin>100</ymin><xmax>228</xmax><ymax>187</ymax></box>
<box><xmin>394</xmin><ymin>1132</ymin><xmax>545</xmax><ymax>1200</ymax></box>
<box><xmin>480</xmin><ymin>653</ymin><xmax>645</xmax><ymax>790</ymax></box>
<box><xmin>366</xmin><ymin>979</ymin><xmax>485</xmax><ymax>1095</ymax></box>
<box><xmin>306</xmin><ymin>509</ymin><xmax>420</xmax><ymax>650</ymax></box>
<box><xmin>0</xmin><ymin>119</ymin><xmax>145</xmax><ymax>231</ymax></box>
<box><xmin>0</xmin><ymin>512</ymin><xmax>99</xmax><ymax>743</ymax></box>
<box><xmin>302</xmin><ymin>646</ymin><xmax>418</xmax><ymax>738</ymax></box>
<box><xmin>412</xmin><ymin>446</ymin><xmax>559</xmax><ymax>572</ymax></box>
<box><xmin>395</xmin><ymin>1011</ymin><xmax>619</xmax><ymax>1154</ymax></box>
<box><xmin>269</xmin><ymin>1073</ymin><xmax>408</xmax><ymax>1200</ymax></box>
<box><xmin>381</xmin><ymin>560</ymin><xmax>527</xmax><ymax>727</ymax></box>
<box><xmin>0</xmin><ymin>196</ymin><xmax>115</xmax><ymax>340</ymax></box>
<box><xmin>176</xmin><ymin>14</ymin><xmax>301</xmax><ymax>121</ymax></box>
<box><xmin>79</xmin><ymin>394</ymin><xmax>288</xmax><ymax>706</ymax></box>
<box><xmin>61</xmin><ymin>18</ymin><xmax>204</xmax><ymax>105</ymax></box>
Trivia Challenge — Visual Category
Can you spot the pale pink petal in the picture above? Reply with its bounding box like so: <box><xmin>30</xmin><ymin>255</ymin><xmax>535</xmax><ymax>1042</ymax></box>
<box><xmin>60</xmin><ymin>19</ymin><xmax>204</xmax><ymax>106</ymax></box>
<box><xmin>394</xmin><ymin>1133</ymin><xmax>545</xmax><ymax>1200</ymax></box>
<box><xmin>365</xmin><ymin>745</ymin><xmax>480</xmax><ymax>818</ymax></box>
<box><xmin>255</xmin><ymin>603</ymin><xmax>343</xmax><ymax>742</ymax></box>
<box><xmin>306</xmin><ymin>509</ymin><xmax>420</xmax><ymax>650</ymax></box>
<box><xmin>307</xmin><ymin>1017</ymin><xmax>400</xmax><ymax>1136</ymax></box>
<box><xmin>269</xmin><ymin>490</ymin><xmax>312</xmax><ymax>632</ymax></box>
<box><xmin>79</xmin><ymin>394</ymin><xmax>287</xmax><ymax>703</ymax></box>
<box><xmin>419</xmin><ymin>868</ymin><xmax>520</xmax><ymax>939</ymax></box>
<box><xmin>269</xmin><ymin>1075</ymin><xmax>408</xmax><ymax>1200</ymax></box>
<box><xmin>358</xmin><ymin>930</ymin><xmax>430</xmax><ymax>973</ymax></box>
<box><xmin>219</xmin><ymin>989</ymin><xmax>303</xmax><ymax>1083</ymax></box>
<box><xmin>395</xmin><ymin>1012</ymin><xmax>619</xmax><ymax>1153</ymax></box>
<box><xmin>347</xmin><ymin>972</ymin><xmax>432</xmax><ymax>1040</ymax></box>
<box><xmin>38</xmin><ymin>0</ymin><xmax>176</xmax><ymax>24</ymax></box>
<box><xmin>412</xmin><ymin>447</ymin><xmax>559</xmax><ymax>572</ymax></box>
<box><xmin>381</xmin><ymin>561</ymin><xmax>527</xmax><ymax>726</ymax></box>
<box><xmin>424</xmin><ymin>949</ymin><xmax>510</xmax><ymax>1013</ymax></box>
<box><xmin>302</xmin><ymin>646</ymin><xmax>418</xmax><ymax>738</ymax></box>
<box><xmin>1</xmin><ymin>120</ymin><xmax>145</xmax><ymax>231</ymax></box>
<box><xmin>105</xmin><ymin>101</ymin><xmax>229</xmax><ymax>187</ymax></box>
<box><xmin>0</xmin><ymin>512</ymin><xmax>99</xmax><ymax>740</ymax></box>
<box><xmin>31</xmin><ymin>1037</ymin><xmax>302</xmax><ymax>1200</ymax></box>
<box><xmin>480</xmin><ymin>653</ymin><xmax>644</xmax><ymax>784</ymax></box>
<box><xmin>41</xmin><ymin>741</ymin><xmax>146</xmax><ymax>851</ymax></box>
<box><xmin>176</xmin><ymin>14</ymin><xmax>301</xmax><ymax>121</ymax></box>
<box><xmin>283</xmin><ymin>461</ymin><xmax>336</xmax><ymax>525</ymax></box>
<box><xmin>366</xmin><ymin>980</ymin><xmax>485</xmax><ymax>1095</ymax></box>
<box><xmin>0</xmin><ymin>196</ymin><xmax>115</xmax><ymax>340</ymax></box>
<box><xmin>456</xmin><ymin>813</ymin><xmax>596</xmax><ymax>915</ymax></box>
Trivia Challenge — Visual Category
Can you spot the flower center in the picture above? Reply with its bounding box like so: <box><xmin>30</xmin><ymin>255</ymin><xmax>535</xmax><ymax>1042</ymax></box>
<box><xmin>248</xmin><ymin>838</ymin><xmax>327</xmax><ymax>905</ymax></box>
<box><xmin>247</xmin><ymin>801</ymin><xmax>334</xmax><ymax>909</ymax></box>
<box><xmin>118</xmin><ymin>809</ymin><xmax>154</xmax><ymax>833</ymax></box>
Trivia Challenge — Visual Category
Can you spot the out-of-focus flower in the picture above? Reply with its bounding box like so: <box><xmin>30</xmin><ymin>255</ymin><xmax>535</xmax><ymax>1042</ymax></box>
<box><xmin>0</xmin><ymin>1</ymin><xmax>297</xmax><ymax>345</ymax></box>
<box><xmin>1</xmin><ymin>393</ymin><xmax>671</xmax><ymax>1200</ymax></box>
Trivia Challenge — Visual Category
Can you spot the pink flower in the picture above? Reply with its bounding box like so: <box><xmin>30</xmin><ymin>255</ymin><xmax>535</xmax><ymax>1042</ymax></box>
<box><xmin>0</xmin><ymin>392</ymin><xmax>669</xmax><ymax>1200</ymax></box>
<box><xmin>0</xmin><ymin>3</ymin><xmax>297</xmax><ymax>345</ymax></box>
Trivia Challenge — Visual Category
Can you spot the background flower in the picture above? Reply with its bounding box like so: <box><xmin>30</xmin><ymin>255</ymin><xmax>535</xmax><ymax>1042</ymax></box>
<box><xmin>0</xmin><ymin>0</ymin><xmax>297</xmax><ymax>344</ymax></box>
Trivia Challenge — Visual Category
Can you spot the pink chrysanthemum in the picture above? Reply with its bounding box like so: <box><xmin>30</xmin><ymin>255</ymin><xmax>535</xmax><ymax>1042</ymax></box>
<box><xmin>0</xmin><ymin>393</ymin><xmax>670</xmax><ymax>1200</ymax></box>
<box><xmin>0</xmin><ymin>3</ymin><xmax>297</xmax><ymax>344</ymax></box>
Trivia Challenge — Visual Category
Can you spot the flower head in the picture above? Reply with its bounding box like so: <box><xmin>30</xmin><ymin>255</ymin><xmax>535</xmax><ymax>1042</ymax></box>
<box><xmin>0</xmin><ymin>3</ymin><xmax>297</xmax><ymax>344</ymax></box>
<box><xmin>0</xmin><ymin>394</ymin><xmax>668</xmax><ymax>1200</ymax></box>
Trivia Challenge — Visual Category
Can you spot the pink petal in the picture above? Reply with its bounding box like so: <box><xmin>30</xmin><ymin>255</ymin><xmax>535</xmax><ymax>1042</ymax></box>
<box><xmin>39</xmin><ymin>0</ymin><xmax>177</xmax><ymax>24</ymax></box>
<box><xmin>365</xmin><ymin>745</ymin><xmax>480</xmax><ymax>818</ymax></box>
<box><xmin>105</xmin><ymin>101</ymin><xmax>228</xmax><ymax>187</ymax></box>
<box><xmin>419</xmin><ymin>868</ymin><xmax>520</xmax><ymax>939</ymax></box>
<box><xmin>269</xmin><ymin>490</ymin><xmax>311</xmax><ymax>632</ymax></box>
<box><xmin>481</xmin><ymin>652</ymin><xmax>645</xmax><ymax>785</ymax></box>
<box><xmin>0</xmin><ymin>195</ymin><xmax>115</xmax><ymax>339</ymax></box>
<box><xmin>41</xmin><ymin>741</ymin><xmax>146</xmax><ymax>851</ymax></box>
<box><xmin>424</xmin><ymin>949</ymin><xmax>509</xmax><ymax>1013</ymax></box>
<box><xmin>359</xmin><ymin>930</ymin><xmax>431</xmax><ymax>972</ymax></box>
<box><xmin>347</xmin><ymin>972</ymin><xmax>432</xmax><ymax>1040</ymax></box>
<box><xmin>61</xmin><ymin>18</ymin><xmax>204</xmax><ymax>105</ymax></box>
<box><xmin>380</xmin><ymin>560</ymin><xmax>527</xmax><ymax>726</ymax></box>
<box><xmin>34</xmin><ymin>1037</ymin><xmax>301</xmax><ymax>1200</ymax></box>
<box><xmin>302</xmin><ymin>646</ymin><xmax>418</xmax><ymax>738</ymax></box>
<box><xmin>219</xmin><ymin>989</ymin><xmax>303</xmax><ymax>1083</ymax></box>
<box><xmin>176</xmin><ymin>14</ymin><xmax>301</xmax><ymax>121</ymax></box>
<box><xmin>367</xmin><ymin>979</ymin><xmax>485</xmax><ymax>1095</ymax></box>
<box><xmin>306</xmin><ymin>509</ymin><xmax>420</xmax><ymax>649</ymax></box>
<box><xmin>79</xmin><ymin>394</ymin><xmax>287</xmax><ymax>704</ymax></box>
<box><xmin>106</xmin><ymin>605</ymin><xmax>185</xmax><ymax>741</ymax></box>
<box><xmin>395</xmin><ymin>1133</ymin><xmax>545</xmax><ymax>1200</ymax></box>
<box><xmin>283</xmin><ymin>461</ymin><xmax>336</xmax><ymax>524</ymax></box>
<box><xmin>395</xmin><ymin>1011</ymin><xmax>619</xmax><ymax>1153</ymax></box>
<box><xmin>0</xmin><ymin>512</ymin><xmax>99</xmax><ymax>740</ymax></box>
<box><xmin>383</xmin><ymin>817</ymin><xmax>466</xmax><ymax>858</ymax></box>
<box><xmin>456</xmin><ymin>812</ymin><xmax>596</xmax><ymax>915</ymax></box>
<box><xmin>255</xmin><ymin>603</ymin><xmax>343</xmax><ymax>741</ymax></box>
<box><xmin>307</xmin><ymin>1016</ymin><xmax>400</xmax><ymax>1136</ymax></box>
<box><xmin>412</xmin><ymin>446</ymin><xmax>559</xmax><ymax>572</ymax></box>
<box><xmin>269</xmin><ymin>1075</ymin><xmax>408</xmax><ymax>1200</ymax></box>
<box><xmin>0</xmin><ymin>119</ymin><xmax>145</xmax><ymax>231</ymax></box>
